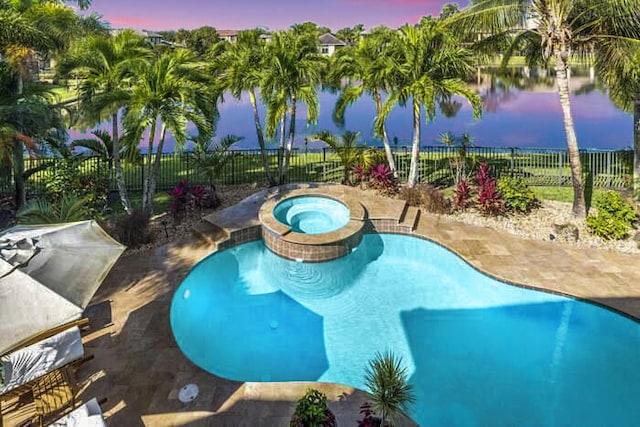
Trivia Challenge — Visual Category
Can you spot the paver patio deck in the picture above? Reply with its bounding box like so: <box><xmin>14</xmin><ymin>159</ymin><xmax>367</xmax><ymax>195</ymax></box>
<box><xmin>71</xmin><ymin>184</ymin><xmax>639</xmax><ymax>426</ymax></box>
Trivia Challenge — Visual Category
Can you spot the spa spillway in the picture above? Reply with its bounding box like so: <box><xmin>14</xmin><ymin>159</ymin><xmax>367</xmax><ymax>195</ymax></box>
<box><xmin>259</xmin><ymin>190</ymin><xmax>365</xmax><ymax>262</ymax></box>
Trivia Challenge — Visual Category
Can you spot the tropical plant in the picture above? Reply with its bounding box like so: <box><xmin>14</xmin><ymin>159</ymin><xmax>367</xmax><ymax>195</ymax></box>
<box><xmin>191</xmin><ymin>134</ymin><xmax>242</xmax><ymax>204</ymax></box>
<box><xmin>331</xmin><ymin>27</ymin><xmax>399</xmax><ymax>176</ymax></box>
<box><xmin>497</xmin><ymin>176</ymin><xmax>538</xmax><ymax>213</ymax></box>
<box><xmin>357</xmin><ymin>402</ymin><xmax>380</xmax><ymax>427</ymax></box>
<box><xmin>16</xmin><ymin>193</ymin><xmax>92</xmax><ymax>224</ymax></box>
<box><xmin>400</xmin><ymin>183</ymin><xmax>451</xmax><ymax>214</ymax></box>
<box><xmin>364</xmin><ymin>351</ymin><xmax>415</xmax><ymax>427</ymax></box>
<box><xmin>476</xmin><ymin>162</ymin><xmax>504</xmax><ymax>216</ymax></box>
<box><xmin>440</xmin><ymin>131</ymin><xmax>475</xmax><ymax>186</ymax></box>
<box><xmin>59</xmin><ymin>30</ymin><xmax>151</xmax><ymax>215</ymax></box>
<box><xmin>212</xmin><ymin>29</ymin><xmax>275</xmax><ymax>185</ymax></box>
<box><xmin>369</xmin><ymin>163</ymin><xmax>398</xmax><ymax>195</ymax></box>
<box><xmin>450</xmin><ymin>0</ymin><xmax>640</xmax><ymax>217</ymax></box>
<box><xmin>123</xmin><ymin>48</ymin><xmax>217</xmax><ymax>214</ymax></box>
<box><xmin>375</xmin><ymin>19</ymin><xmax>482</xmax><ymax>188</ymax></box>
<box><xmin>586</xmin><ymin>191</ymin><xmax>638</xmax><ymax>240</ymax></box>
<box><xmin>289</xmin><ymin>389</ymin><xmax>337</xmax><ymax>427</ymax></box>
<box><xmin>311</xmin><ymin>130</ymin><xmax>376</xmax><ymax>184</ymax></box>
<box><xmin>453</xmin><ymin>179</ymin><xmax>472</xmax><ymax>211</ymax></box>
<box><xmin>596</xmin><ymin>40</ymin><xmax>640</xmax><ymax>200</ymax></box>
<box><xmin>261</xmin><ymin>30</ymin><xmax>327</xmax><ymax>184</ymax></box>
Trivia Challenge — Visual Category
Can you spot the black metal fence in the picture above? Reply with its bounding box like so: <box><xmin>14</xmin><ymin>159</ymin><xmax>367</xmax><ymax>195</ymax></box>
<box><xmin>3</xmin><ymin>146</ymin><xmax>633</xmax><ymax>196</ymax></box>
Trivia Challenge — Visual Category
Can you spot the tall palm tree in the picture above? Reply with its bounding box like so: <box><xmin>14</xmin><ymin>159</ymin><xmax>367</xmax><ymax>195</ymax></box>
<box><xmin>596</xmin><ymin>40</ymin><xmax>640</xmax><ymax>200</ymax></box>
<box><xmin>450</xmin><ymin>0</ymin><xmax>640</xmax><ymax>217</ymax></box>
<box><xmin>364</xmin><ymin>351</ymin><xmax>415</xmax><ymax>427</ymax></box>
<box><xmin>60</xmin><ymin>30</ymin><xmax>151</xmax><ymax>214</ymax></box>
<box><xmin>124</xmin><ymin>49</ymin><xmax>216</xmax><ymax>214</ymax></box>
<box><xmin>212</xmin><ymin>29</ymin><xmax>276</xmax><ymax>185</ymax></box>
<box><xmin>261</xmin><ymin>30</ymin><xmax>328</xmax><ymax>184</ymax></box>
<box><xmin>376</xmin><ymin>20</ymin><xmax>482</xmax><ymax>188</ymax></box>
<box><xmin>331</xmin><ymin>27</ymin><xmax>399</xmax><ymax>177</ymax></box>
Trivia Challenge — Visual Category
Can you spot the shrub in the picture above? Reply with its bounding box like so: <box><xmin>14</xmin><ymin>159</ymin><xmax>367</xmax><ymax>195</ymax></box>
<box><xmin>586</xmin><ymin>191</ymin><xmax>638</xmax><ymax>240</ymax></box>
<box><xmin>169</xmin><ymin>180</ymin><xmax>218</xmax><ymax>221</ymax></box>
<box><xmin>352</xmin><ymin>164</ymin><xmax>368</xmax><ymax>185</ymax></box>
<box><xmin>369</xmin><ymin>164</ymin><xmax>398</xmax><ymax>195</ymax></box>
<box><xmin>400</xmin><ymin>184</ymin><xmax>451</xmax><ymax>214</ymax></box>
<box><xmin>476</xmin><ymin>163</ymin><xmax>504</xmax><ymax>216</ymax></box>
<box><xmin>113</xmin><ymin>210</ymin><xmax>152</xmax><ymax>247</ymax></box>
<box><xmin>290</xmin><ymin>389</ymin><xmax>336</xmax><ymax>427</ymax></box>
<box><xmin>497</xmin><ymin>176</ymin><xmax>538</xmax><ymax>213</ymax></box>
<box><xmin>453</xmin><ymin>179</ymin><xmax>472</xmax><ymax>211</ymax></box>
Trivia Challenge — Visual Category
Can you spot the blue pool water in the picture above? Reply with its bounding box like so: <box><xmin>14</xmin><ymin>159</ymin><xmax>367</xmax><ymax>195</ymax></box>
<box><xmin>273</xmin><ymin>196</ymin><xmax>350</xmax><ymax>234</ymax></box>
<box><xmin>170</xmin><ymin>234</ymin><xmax>640</xmax><ymax>426</ymax></box>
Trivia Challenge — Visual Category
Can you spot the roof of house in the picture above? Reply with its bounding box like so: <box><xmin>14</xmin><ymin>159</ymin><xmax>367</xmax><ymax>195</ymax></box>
<box><xmin>318</xmin><ymin>33</ymin><xmax>346</xmax><ymax>46</ymax></box>
<box><xmin>217</xmin><ymin>30</ymin><xmax>238</xmax><ymax>37</ymax></box>
<box><xmin>143</xmin><ymin>30</ymin><xmax>163</xmax><ymax>38</ymax></box>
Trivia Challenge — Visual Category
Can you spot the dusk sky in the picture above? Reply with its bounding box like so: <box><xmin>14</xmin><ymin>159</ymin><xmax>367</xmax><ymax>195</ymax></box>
<box><xmin>88</xmin><ymin>0</ymin><xmax>470</xmax><ymax>32</ymax></box>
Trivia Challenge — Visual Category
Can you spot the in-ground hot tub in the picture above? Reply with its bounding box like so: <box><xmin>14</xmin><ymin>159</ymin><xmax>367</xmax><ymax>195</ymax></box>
<box><xmin>273</xmin><ymin>196</ymin><xmax>350</xmax><ymax>235</ymax></box>
<box><xmin>259</xmin><ymin>189</ymin><xmax>365</xmax><ymax>262</ymax></box>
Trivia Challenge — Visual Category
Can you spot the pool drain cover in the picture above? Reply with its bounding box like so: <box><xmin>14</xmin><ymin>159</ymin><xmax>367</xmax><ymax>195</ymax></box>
<box><xmin>178</xmin><ymin>383</ymin><xmax>199</xmax><ymax>403</ymax></box>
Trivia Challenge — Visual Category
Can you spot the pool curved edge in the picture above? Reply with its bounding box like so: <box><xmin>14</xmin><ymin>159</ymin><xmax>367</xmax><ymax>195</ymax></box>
<box><xmin>212</xmin><ymin>211</ymin><xmax>640</xmax><ymax>324</ymax></box>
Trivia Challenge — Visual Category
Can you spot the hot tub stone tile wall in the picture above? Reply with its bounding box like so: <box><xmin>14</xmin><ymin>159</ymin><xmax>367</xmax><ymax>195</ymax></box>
<box><xmin>262</xmin><ymin>226</ymin><xmax>363</xmax><ymax>262</ymax></box>
<box><xmin>217</xmin><ymin>225</ymin><xmax>262</xmax><ymax>250</ymax></box>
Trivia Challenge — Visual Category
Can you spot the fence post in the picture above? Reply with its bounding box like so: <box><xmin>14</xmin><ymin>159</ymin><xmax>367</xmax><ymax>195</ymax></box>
<box><xmin>558</xmin><ymin>152</ymin><xmax>563</xmax><ymax>186</ymax></box>
<box><xmin>231</xmin><ymin>154</ymin><xmax>235</xmax><ymax>184</ymax></box>
<box><xmin>510</xmin><ymin>147</ymin><xmax>515</xmax><ymax>175</ymax></box>
<box><xmin>323</xmin><ymin>147</ymin><xmax>326</xmax><ymax>162</ymax></box>
<box><xmin>607</xmin><ymin>150</ymin><xmax>612</xmax><ymax>188</ymax></box>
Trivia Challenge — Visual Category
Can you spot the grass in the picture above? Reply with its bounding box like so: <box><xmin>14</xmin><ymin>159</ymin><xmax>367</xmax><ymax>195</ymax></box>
<box><xmin>107</xmin><ymin>192</ymin><xmax>172</xmax><ymax>217</ymax></box>
<box><xmin>532</xmin><ymin>186</ymin><xmax>607</xmax><ymax>205</ymax></box>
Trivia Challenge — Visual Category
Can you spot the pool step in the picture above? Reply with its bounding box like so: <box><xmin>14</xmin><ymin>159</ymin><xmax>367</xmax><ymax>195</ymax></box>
<box><xmin>192</xmin><ymin>221</ymin><xmax>228</xmax><ymax>246</ymax></box>
<box><xmin>398</xmin><ymin>204</ymin><xmax>421</xmax><ymax>232</ymax></box>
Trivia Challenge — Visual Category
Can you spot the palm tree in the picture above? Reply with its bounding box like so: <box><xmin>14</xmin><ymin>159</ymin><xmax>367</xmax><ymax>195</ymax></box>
<box><xmin>17</xmin><ymin>193</ymin><xmax>92</xmax><ymax>224</ymax></box>
<box><xmin>596</xmin><ymin>40</ymin><xmax>640</xmax><ymax>200</ymax></box>
<box><xmin>450</xmin><ymin>0</ymin><xmax>640</xmax><ymax>217</ymax></box>
<box><xmin>311</xmin><ymin>130</ymin><xmax>376</xmax><ymax>184</ymax></box>
<box><xmin>331</xmin><ymin>27</ymin><xmax>399</xmax><ymax>177</ymax></box>
<box><xmin>364</xmin><ymin>351</ymin><xmax>415</xmax><ymax>427</ymax></box>
<box><xmin>212</xmin><ymin>29</ymin><xmax>276</xmax><ymax>185</ymax></box>
<box><xmin>59</xmin><ymin>30</ymin><xmax>151</xmax><ymax>214</ymax></box>
<box><xmin>124</xmin><ymin>48</ymin><xmax>216</xmax><ymax>214</ymax></box>
<box><xmin>191</xmin><ymin>134</ymin><xmax>242</xmax><ymax>199</ymax></box>
<box><xmin>375</xmin><ymin>19</ymin><xmax>482</xmax><ymax>188</ymax></box>
<box><xmin>261</xmin><ymin>30</ymin><xmax>328</xmax><ymax>184</ymax></box>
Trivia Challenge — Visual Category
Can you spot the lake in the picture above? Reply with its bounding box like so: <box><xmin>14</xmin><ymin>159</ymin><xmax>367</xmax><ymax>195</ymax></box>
<box><xmin>69</xmin><ymin>67</ymin><xmax>634</xmax><ymax>152</ymax></box>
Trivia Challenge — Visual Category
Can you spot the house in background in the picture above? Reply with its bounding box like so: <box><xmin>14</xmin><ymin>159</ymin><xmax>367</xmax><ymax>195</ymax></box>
<box><xmin>142</xmin><ymin>30</ymin><xmax>164</xmax><ymax>45</ymax></box>
<box><xmin>318</xmin><ymin>33</ymin><xmax>346</xmax><ymax>56</ymax></box>
<box><xmin>217</xmin><ymin>30</ymin><xmax>238</xmax><ymax>43</ymax></box>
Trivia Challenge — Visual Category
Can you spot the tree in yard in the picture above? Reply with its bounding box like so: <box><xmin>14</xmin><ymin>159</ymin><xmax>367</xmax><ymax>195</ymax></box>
<box><xmin>331</xmin><ymin>27</ymin><xmax>399</xmax><ymax>177</ymax></box>
<box><xmin>375</xmin><ymin>19</ymin><xmax>482</xmax><ymax>188</ymax></box>
<box><xmin>311</xmin><ymin>130</ymin><xmax>377</xmax><ymax>185</ymax></box>
<box><xmin>59</xmin><ymin>30</ymin><xmax>151</xmax><ymax>215</ymax></box>
<box><xmin>123</xmin><ymin>48</ymin><xmax>217</xmax><ymax>214</ymax></box>
<box><xmin>184</xmin><ymin>26</ymin><xmax>220</xmax><ymax>57</ymax></box>
<box><xmin>596</xmin><ymin>39</ymin><xmax>640</xmax><ymax>201</ymax></box>
<box><xmin>364</xmin><ymin>351</ymin><xmax>415</xmax><ymax>427</ymax></box>
<box><xmin>335</xmin><ymin>24</ymin><xmax>365</xmax><ymax>46</ymax></box>
<box><xmin>191</xmin><ymin>134</ymin><xmax>242</xmax><ymax>205</ymax></box>
<box><xmin>212</xmin><ymin>29</ymin><xmax>276</xmax><ymax>185</ymax></box>
<box><xmin>450</xmin><ymin>0</ymin><xmax>640</xmax><ymax>217</ymax></box>
<box><xmin>261</xmin><ymin>30</ymin><xmax>327</xmax><ymax>184</ymax></box>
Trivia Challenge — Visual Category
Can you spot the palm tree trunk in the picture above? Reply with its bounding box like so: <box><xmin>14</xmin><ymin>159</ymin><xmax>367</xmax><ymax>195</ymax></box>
<box><xmin>142</xmin><ymin>120</ymin><xmax>157</xmax><ymax>214</ymax></box>
<box><xmin>282</xmin><ymin>95</ymin><xmax>297</xmax><ymax>184</ymax></box>
<box><xmin>112</xmin><ymin>113</ymin><xmax>132</xmax><ymax>215</ymax></box>
<box><xmin>373</xmin><ymin>91</ymin><xmax>397</xmax><ymax>176</ymax></box>
<box><xmin>407</xmin><ymin>98</ymin><xmax>421</xmax><ymax>188</ymax></box>
<box><xmin>13</xmin><ymin>140</ymin><xmax>26</xmax><ymax>209</ymax></box>
<box><xmin>148</xmin><ymin>124</ymin><xmax>167</xmax><ymax>214</ymax></box>
<box><xmin>277</xmin><ymin>114</ymin><xmax>287</xmax><ymax>184</ymax></box>
<box><xmin>554</xmin><ymin>52</ymin><xmax>586</xmax><ymax>218</ymax></box>
<box><xmin>634</xmin><ymin>91</ymin><xmax>640</xmax><ymax>200</ymax></box>
<box><xmin>249</xmin><ymin>89</ymin><xmax>275</xmax><ymax>186</ymax></box>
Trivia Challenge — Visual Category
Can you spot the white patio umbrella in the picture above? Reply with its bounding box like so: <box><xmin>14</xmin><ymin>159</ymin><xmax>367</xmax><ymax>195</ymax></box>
<box><xmin>0</xmin><ymin>220</ymin><xmax>125</xmax><ymax>354</ymax></box>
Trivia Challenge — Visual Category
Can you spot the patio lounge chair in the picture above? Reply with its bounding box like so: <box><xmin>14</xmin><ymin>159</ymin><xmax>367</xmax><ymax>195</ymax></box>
<box><xmin>0</xmin><ymin>325</ymin><xmax>87</xmax><ymax>398</ymax></box>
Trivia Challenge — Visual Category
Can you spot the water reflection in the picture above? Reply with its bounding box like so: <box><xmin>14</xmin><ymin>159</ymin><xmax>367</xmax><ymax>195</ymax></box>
<box><xmin>68</xmin><ymin>67</ymin><xmax>632</xmax><ymax>152</ymax></box>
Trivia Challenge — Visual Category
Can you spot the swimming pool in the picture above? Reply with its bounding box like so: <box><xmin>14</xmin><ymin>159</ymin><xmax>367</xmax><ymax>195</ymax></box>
<box><xmin>273</xmin><ymin>196</ymin><xmax>350</xmax><ymax>234</ymax></box>
<box><xmin>170</xmin><ymin>234</ymin><xmax>640</xmax><ymax>426</ymax></box>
